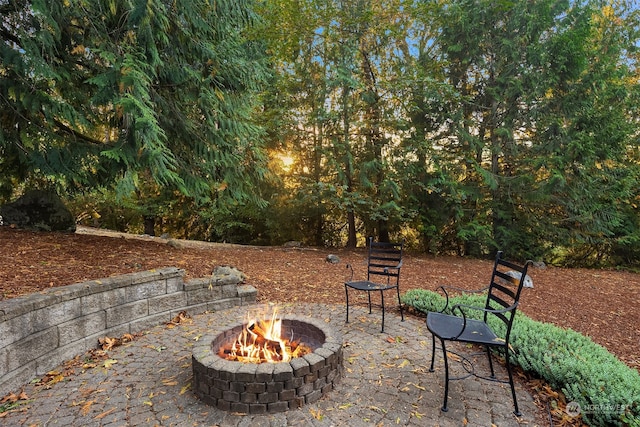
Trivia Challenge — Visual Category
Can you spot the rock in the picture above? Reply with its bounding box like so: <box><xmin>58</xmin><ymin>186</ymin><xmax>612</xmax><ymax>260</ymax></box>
<box><xmin>167</xmin><ymin>239</ymin><xmax>182</xmax><ymax>249</ymax></box>
<box><xmin>0</xmin><ymin>190</ymin><xmax>75</xmax><ymax>232</ymax></box>
<box><xmin>505</xmin><ymin>270</ymin><xmax>534</xmax><ymax>288</ymax></box>
<box><xmin>283</xmin><ymin>241</ymin><xmax>302</xmax><ymax>248</ymax></box>
<box><xmin>211</xmin><ymin>265</ymin><xmax>246</xmax><ymax>285</ymax></box>
<box><xmin>326</xmin><ymin>254</ymin><xmax>340</xmax><ymax>264</ymax></box>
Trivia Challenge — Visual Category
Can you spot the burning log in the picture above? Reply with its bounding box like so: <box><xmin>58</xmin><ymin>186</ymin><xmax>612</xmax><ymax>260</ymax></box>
<box><xmin>246</xmin><ymin>321</ymin><xmax>284</xmax><ymax>357</ymax></box>
<box><xmin>219</xmin><ymin>315</ymin><xmax>313</xmax><ymax>363</ymax></box>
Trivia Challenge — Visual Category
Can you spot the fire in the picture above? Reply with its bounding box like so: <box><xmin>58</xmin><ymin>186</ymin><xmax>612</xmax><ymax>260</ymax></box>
<box><xmin>218</xmin><ymin>309</ymin><xmax>312</xmax><ymax>363</ymax></box>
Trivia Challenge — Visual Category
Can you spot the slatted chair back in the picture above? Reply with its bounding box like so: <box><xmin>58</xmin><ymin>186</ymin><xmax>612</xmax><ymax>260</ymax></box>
<box><xmin>344</xmin><ymin>237</ymin><xmax>405</xmax><ymax>332</ymax></box>
<box><xmin>366</xmin><ymin>238</ymin><xmax>403</xmax><ymax>286</ymax></box>
<box><xmin>484</xmin><ymin>251</ymin><xmax>531</xmax><ymax>341</ymax></box>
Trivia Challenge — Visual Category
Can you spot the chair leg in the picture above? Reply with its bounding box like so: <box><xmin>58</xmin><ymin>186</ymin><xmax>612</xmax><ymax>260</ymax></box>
<box><xmin>367</xmin><ymin>291</ymin><xmax>373</xmax><ymax>314</ymax></box>
<box><xmin>345</xmin><ymin>285</ymin><xmax>350</xmax><ymax>324</ymax></box>
<box><xmin>440</xmin><ymin>339</ymin><xmax>450</xmax><ymax>412</ymax></box>
<box><xmin>429</xmin><ymin>334</ymin><xmax>436</xmax><ymax>372</ymax></box>
<box><xmin>380</xmin><ymin>289</ymin><xmax>385</xmax><ymax>333</ymax></box>
<box><xmin>395</xmin><ymin>287</ymin><xmax>404</xmax><ymax>322</ymax></box>
<box><xmin>505</xmin><ymin>351</ymin><xmax>521</xmax><ymax>416</ymax></box>
<box><xmin>486</xmin><ymin>345</ymin><xmax>496</xmax><ymax>378</ymax></box>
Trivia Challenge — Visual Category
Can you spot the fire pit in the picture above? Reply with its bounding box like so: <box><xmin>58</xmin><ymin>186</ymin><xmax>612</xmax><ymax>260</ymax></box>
<box><xmin>192</xmin><ymin>308</ymin><xmax>343</xmax><ymax>414</ymax></box>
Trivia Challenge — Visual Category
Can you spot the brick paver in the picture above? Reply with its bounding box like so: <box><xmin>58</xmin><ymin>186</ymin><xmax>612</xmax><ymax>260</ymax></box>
<box><xmin>1</xmin><ymin>304</ymin><xmax>542</xmax><ymax>426</ymax></box>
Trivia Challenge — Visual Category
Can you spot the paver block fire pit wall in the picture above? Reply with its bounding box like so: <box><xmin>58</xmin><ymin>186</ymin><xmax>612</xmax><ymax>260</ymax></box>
<box><xmin>192</xmin><ymin>316</ymin><xmax>343</xmax><ymax>414</ymax></box>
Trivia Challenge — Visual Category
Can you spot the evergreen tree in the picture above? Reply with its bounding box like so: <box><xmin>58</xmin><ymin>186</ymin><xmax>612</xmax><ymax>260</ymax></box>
<box><xmin>0</xmin><ymin>0</ymin><xmax>270</xmax><ymax>229</ymax></box>
<box><xmin>405</xmin><ymin>0</ymin><xmax>640</xmax><ymax>261</ymax></box>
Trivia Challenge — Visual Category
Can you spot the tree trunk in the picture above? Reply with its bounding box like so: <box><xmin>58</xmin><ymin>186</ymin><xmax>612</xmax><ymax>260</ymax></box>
<box><xmin>347</xmin><ymin>212</ymin><xmax>357</xmax><ymax>248</ymax></box>
<box><xmin>143</xmin><ymin>216</ymin><xmax>156</xmax><ymax>236</ymax></box>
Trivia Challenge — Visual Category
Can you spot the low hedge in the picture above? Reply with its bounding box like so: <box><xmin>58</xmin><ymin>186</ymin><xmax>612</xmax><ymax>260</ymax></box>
<box><xmin>402</xmin><ymin>289</ymin><xmax>640</xmax><ymax>427</ymax></box>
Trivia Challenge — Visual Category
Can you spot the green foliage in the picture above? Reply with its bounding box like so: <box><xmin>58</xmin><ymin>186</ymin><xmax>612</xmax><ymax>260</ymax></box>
<box><xmin>512</xmin><ymin>315</ymin><xmax>640</xmax><ymax>426</ymax></box>
<box><xmin>258</xmin><ymin>0</ymin><xmax>413</xmax><ymax>246</ymax></box>
<box><xmin>402</xmin><ymin>288</ymin><xmax>447</xmax><ymax>315</ymax></box>
<box><xmin>68</xmin><ymin>187</ymin><xmax>156</xmax><ymax>233</ymax></box>
<box><xmin>402</xmin><ymin>289</ymin><xmax>640</xmax><ymax>426</ymax></box>
<box><xmin>1</xmin><ymin>0</ymin><xmax>271</xmax><ymax>222</ymax></box>
<box><xmin>2</xmin><ymin>0</ymin><xmax>640</xmax><ymax>261</ymax></box>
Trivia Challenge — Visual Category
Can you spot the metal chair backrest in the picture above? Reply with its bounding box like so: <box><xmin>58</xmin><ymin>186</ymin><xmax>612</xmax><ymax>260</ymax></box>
<box><xmin>366</xmin><ymin>237</ymin><xmax>404</xmax><ymax>286</ymax></box>
<box><xmin>484</xmin><ymin>251</ymin><xmax>532</xmax><ymax>339</ymax></box>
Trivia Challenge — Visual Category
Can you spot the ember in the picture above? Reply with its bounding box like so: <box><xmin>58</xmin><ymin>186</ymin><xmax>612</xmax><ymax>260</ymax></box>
<box><xmin>218</xmin><ymin>308</ymin><xmax>312</xmax><ymax>363</ymax></box>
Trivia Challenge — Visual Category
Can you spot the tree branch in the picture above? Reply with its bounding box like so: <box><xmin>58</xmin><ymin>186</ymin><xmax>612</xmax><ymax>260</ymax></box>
<box><xmin>0</xmin><ymin>28</ymin><xmax>21</xmax><ymax>46</ymax></box>
<box><xmin>51</xmin><ymin>117</ymin><xmax>107</xmax><ymax>146</ymax></box>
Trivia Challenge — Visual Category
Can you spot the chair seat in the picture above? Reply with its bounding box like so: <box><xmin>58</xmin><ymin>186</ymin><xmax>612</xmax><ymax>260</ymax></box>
<box><xmin>346</xmin><ymin>280</ymin><xmax>397</xmax><ymax>291</ymax></box>
<box><xmin>427</xmin><ymin>312</ymin><xmax>503</xmax><ymax>346</ymax></box>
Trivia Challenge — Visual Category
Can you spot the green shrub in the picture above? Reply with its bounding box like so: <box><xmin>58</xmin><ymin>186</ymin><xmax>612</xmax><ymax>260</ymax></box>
<box><xmin>403</xmin><ymin>288</ymin><xmax>487</xmax><ymax>316</ymax></box>
<box><xmin>402</xmin><ymin>289</ymin><xmax>640</xmax><ymax>426</ymax></box>
<box><xmin>403</xmin><ymin>288</ymin><xmax>446</xmax><ymax>314</ymax></box>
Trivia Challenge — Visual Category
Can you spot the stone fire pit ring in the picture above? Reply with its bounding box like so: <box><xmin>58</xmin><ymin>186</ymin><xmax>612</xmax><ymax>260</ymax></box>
<box><xmin>192</xmin><ymin>314</ymin><xmax>343</xmax><ymax>414</ymax></box>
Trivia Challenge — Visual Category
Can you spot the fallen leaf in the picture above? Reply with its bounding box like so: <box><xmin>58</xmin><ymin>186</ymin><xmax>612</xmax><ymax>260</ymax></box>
<box><xmin>408</xmin><ymin>382</ymin><xmax>425</xmax><ymax>391</ymax></box>
<box><xmin>103</xmin><ymin>359</ymin><xmax>118</xmax><ymax>368</ymax></box>
<box><xmin>309</xmin><ymin>408</ymin><xmax>323</xmax><ymax>420</ymax></box>
<box><xmin>0</xmin><ymin>393</ymin><xmax>17</xmax><ymax>404</ymax></box>
<box><xmin>411</xmin><ymin>410</ymin><xmax>425</xmax><ymax>419</ymax></box>
<box><xmin>38</xmin><ymin>371</ymin><xmax>66</xmax><ymax>387</ymax></box>
<box><xmin>167</xmin><ymin>311</ymin><xmax>192</xmax><ymax>327</ymax></box>
<box><xmin>81</xmin><ymin>400</ymin><xmax>94</xmax><ymax>416</ymax></box>
<box><xmin>162</xmin><ymin>378</ymin><xmax>178</xmax><ymax>386</ymax></box>
<box><xmin>446</xmin><ymin>351</ymin><xmax>462</xmax><ymax>362</ymax></box>
<box><xmin>98</xmin><ymin>336</ymin><xmax>120</xmax><ymax>351</ymax></box>
<box><xmin>179</xmin><ymin>383</ymin><xmax>191</xmax><ymax>395</ymax></box>
<box><xmin>94</xmin><ymin>408</ymin><xmax>117</xmax><ymax>419</ymax></box>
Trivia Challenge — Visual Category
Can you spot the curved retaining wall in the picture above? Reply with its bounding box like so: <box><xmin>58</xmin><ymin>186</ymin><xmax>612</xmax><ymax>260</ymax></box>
<box><xmin>0</xmin><ymin>268</ymin><xmax>257</xmax><ymax>397</ymax></box>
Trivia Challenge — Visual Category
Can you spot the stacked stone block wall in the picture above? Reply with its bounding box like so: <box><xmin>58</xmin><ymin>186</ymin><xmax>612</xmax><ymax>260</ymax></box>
<box><xmin>0</xmin><ymin>268</ymin><xmax>256</xmax><ymax>396</ymax></box>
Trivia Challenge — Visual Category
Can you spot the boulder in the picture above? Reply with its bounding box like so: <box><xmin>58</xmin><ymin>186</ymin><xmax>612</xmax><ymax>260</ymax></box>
<box><xmin>505</xmin><ymin>270</ymin><xmax>534</xmax><ymax>288</ymax></box>
<box><xmin>325</xmin><ymin>254</ymin><xmax>340</xmax><ymax>264</ymax></box>
<box><xmin>0</xmin><ymin>190</ymin><xmax>76</xmax><ymax>232</ymax></box>
<box><xmin>211</xmin><ymin>265</ymin><xmax>246</xmax><ymax>285</ymax></box>
<box><xmin>283</xmin><ymin>241</ymin><xmax>302</xmax><ymax>248</ymax></box>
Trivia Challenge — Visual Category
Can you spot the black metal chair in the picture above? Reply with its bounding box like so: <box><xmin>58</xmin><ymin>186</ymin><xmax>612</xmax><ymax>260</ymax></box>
<box><xmin>345</xmin><ymin>237</ymin><xmax>404</xmax><ymax>332</ymax></box>
<box><xmin>426</xmin><ymin>251</ymin><xmax>532</xmax><ymax>416</ymax></box>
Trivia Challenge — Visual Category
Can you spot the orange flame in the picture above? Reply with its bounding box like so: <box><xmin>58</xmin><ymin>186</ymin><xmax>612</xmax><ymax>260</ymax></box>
<box><xmin>219</xmin><ymin>308</ymin><xmax>311</xmax><ymax>363</ymax></box>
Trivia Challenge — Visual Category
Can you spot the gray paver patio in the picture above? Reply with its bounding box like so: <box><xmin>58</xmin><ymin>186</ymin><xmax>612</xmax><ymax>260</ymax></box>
<box><xmin>1</xmin><ymin>303</ymin><xmax>543</xmax><ymax>426</ymax></box>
